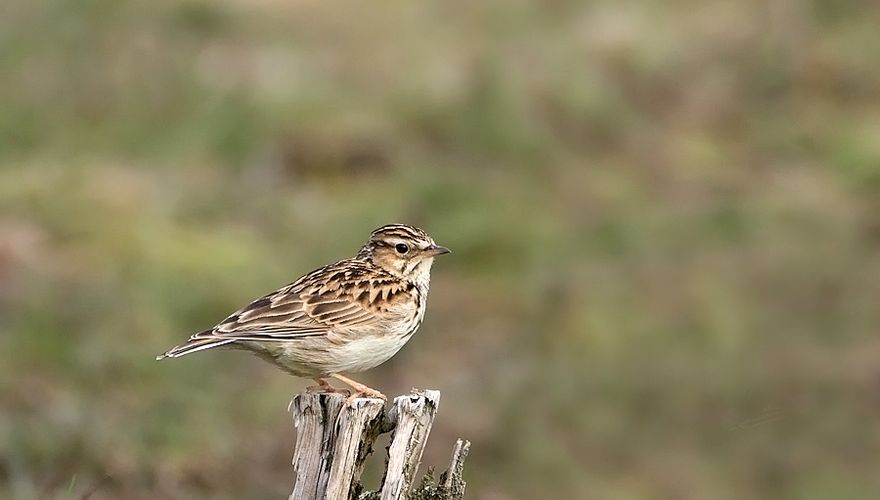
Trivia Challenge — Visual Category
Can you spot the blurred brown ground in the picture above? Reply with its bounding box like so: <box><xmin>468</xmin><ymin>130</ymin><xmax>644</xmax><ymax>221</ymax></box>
<box><xmin>2</xmin><ymin>1</ymin><xmax>880</xmax><ymax>499</ymax></box>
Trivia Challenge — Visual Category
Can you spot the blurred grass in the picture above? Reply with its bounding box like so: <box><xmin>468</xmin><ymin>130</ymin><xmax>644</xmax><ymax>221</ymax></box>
<box><xmin>2</xmin><ymin>0</ymin><xmax>880</xmax><ymax>499</ymax></box>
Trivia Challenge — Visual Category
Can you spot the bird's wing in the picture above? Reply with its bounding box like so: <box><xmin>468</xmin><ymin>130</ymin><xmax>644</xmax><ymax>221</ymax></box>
<box><xmin>189</xmin><ymin>260</ymin><xmax>412</xmax><ymax>342</ymax></box>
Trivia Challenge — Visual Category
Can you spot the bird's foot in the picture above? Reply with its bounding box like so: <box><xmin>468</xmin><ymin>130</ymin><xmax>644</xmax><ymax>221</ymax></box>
<box><xmin>344</xmin><ymin>387</ymin><xmax>387</xmax><ymax>406</ymax></box>
<box><xmin>289</xmin><ymin>379</ymin><xmax>350</xmax><ymax>411</ymax></box>
<box><xmin>330</xmin><ymin>373</ymin><xmax>387</xmax><ymax>405</ymax></box>
<box><xmin>306</xmin><ymin>378</ymin><xmax>346</xmax><ymax>395</ymax></box>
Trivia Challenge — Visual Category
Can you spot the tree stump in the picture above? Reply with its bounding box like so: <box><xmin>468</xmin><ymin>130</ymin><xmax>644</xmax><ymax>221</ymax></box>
<box><xmin>289</xmin><ymin>389</ymin><xmax>469</xmax><ymax>500</ymax></box>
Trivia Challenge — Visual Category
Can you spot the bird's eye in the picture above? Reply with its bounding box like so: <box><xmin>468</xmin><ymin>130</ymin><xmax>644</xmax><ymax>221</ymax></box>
<box><xmin>395</xmin><ymin>243</ymin><xmax>409</xmax><ymax>254</ymax></box>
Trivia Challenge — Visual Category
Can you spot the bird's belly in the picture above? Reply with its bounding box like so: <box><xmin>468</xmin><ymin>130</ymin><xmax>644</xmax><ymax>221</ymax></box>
<box><xmin>325</xmin><ymin>333</ymin><xmax>412</xmax><ymax>373</ymax></box>
<box><xmin>267</xmin><ymin>332</ymin><xmax>412</xmax><ymax>376</ymax></box>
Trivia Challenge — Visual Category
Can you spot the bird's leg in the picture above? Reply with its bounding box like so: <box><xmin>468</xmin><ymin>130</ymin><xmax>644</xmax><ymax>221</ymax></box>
<box><xmin>306</xmin><ymin>378</ymin><xmax>343</xmax><ymax>394</ymax></box>
<box><xmin>330</xmin><ymin>373</ymin><xmax>387</xmax><ymax>404</ymax></box>
<box><xmin>290</xmin><ymin>378</ymin><xmax>347</xmax><ymax>411</ymax></box>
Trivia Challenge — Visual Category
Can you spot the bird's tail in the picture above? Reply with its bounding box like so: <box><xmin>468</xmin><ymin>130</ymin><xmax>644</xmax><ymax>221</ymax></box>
<box><xmin>156</xmin><ymin>334</ymin><xmax>237</xmax><ymax>360</ymax></box>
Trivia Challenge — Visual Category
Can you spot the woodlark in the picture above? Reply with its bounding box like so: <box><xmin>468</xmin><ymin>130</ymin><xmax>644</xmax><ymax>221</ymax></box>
<box><xmin>157</xmin><ymin>224</ymin><xmax>449</xmax><ymax>401</ymax></box>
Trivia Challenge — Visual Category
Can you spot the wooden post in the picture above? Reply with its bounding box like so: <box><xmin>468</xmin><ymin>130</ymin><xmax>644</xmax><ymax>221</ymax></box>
<box><xmin>289</xmin><ymin>394</ymin><xmax>385</xmax><ymax>500</ymax></box>
<box><xmin>289</xmin><ymin>389</ymin><xmax>469</xmax><ymax>500</ymax></box>
<box><xmin>380</xmin><ymin>390</ymin><xmax>440</xmax><ymax>499</ymax></box>
<box><xmin>439</xmin><ymin>439</ymin><xmax>470</xmax><ymax>498</ymax></box>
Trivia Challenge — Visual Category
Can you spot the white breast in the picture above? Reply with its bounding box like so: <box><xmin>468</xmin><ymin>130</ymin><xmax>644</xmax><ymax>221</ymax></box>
<box><xmin>323</xmin><ymin>333</ymin><xmax>413</xmax><ymax>373</ymax></box>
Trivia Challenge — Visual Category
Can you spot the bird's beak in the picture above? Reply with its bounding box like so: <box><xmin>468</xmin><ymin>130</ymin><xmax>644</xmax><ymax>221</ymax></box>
<box><xmin>425</xmin><ymin>244</ymin><xmax>451</xmax><ymax>256</ymax></box>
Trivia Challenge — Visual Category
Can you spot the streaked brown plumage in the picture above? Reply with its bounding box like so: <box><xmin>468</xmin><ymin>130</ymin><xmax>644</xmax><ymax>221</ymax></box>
<box><xmin>157</xmin><ymin>224</ymin><xmax>450</xmax><ymax>400</ymax></box>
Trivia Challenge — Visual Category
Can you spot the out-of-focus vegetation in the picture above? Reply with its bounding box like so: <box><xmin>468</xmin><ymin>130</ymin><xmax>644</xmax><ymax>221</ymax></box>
<box><xmin>2</xmin><ymin>0</ymin><xmax>880</xmax><ymax>498</ymax></box>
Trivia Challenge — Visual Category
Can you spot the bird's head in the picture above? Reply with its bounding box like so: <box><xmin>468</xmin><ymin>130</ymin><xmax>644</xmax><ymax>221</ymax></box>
<box><xmin>357</xmin><ymin>224</ymin><xmax>450</xmax><ymax>284</ymax></box>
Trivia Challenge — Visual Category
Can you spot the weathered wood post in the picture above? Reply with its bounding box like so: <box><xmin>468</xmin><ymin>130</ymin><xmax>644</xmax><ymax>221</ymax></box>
<box><xmin>289</xmin><ymin>389</ymin><xmax>470</xmax><ymax>500</ymax></box>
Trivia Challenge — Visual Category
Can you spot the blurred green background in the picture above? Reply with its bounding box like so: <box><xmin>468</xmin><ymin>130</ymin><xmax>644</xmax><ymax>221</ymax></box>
<box><xmin>2</xmin><ymin>0</ymin><xmax>880</xmax><ymax>498</ymax></box>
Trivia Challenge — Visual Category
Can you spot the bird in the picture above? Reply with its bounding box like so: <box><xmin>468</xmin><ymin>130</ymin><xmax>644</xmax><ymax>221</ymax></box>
<box><xmin>156</xmin><ymin>224</ymin><xmax>450</xmax><ymax>401</ymax></box>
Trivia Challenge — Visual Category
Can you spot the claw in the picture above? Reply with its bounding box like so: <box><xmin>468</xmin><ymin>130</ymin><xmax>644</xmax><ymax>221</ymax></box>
<box><xmin>330</xmin><ymin>373</ymin><xmax>387</xmax><ymax>404</ymax></box>
<box><xmin>306</xmin><ymin>378</ymin><xmax>339</xmax><ymax>394</ymax></box>
<box><xmin>344</xmin><ymin>387</ymin><xmax>387</xmax><ymax>405</ymax></box>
